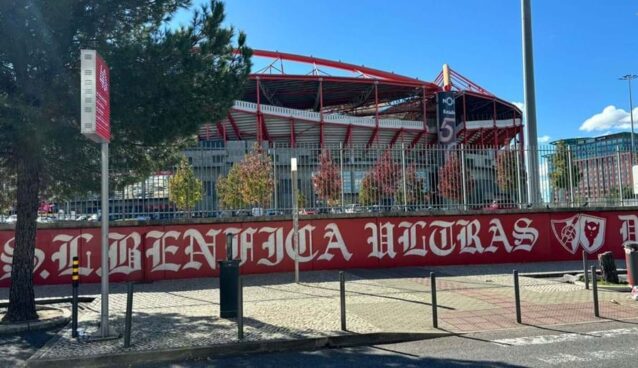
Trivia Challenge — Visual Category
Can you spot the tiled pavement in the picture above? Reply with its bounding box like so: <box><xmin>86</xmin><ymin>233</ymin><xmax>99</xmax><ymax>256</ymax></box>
<box><xmin>7</xmin><ymin>260</ymin><xmax>638</xmax><ymax>362</ymax></box>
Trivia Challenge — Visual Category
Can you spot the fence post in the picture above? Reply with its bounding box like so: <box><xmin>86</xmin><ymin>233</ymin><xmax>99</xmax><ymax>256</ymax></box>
<box><xmin>340</xmin><ymin>271</ymin><xmax>346</xmax><ymax>331</ymax></box>
<box><xmin>123</xmin><ymin>282</ymin><xmax>134</xmax><ymax>348</ymax></box>
<box><xmin>430</xmin><ymin>272</ymin><xmax>438</xmax><ymax>329</ymax></box>
<box><xmin>401</xmin><ymin>143</ymin><xmax>407</xmax><ymax>212</ymax></box>
<box><xmin>340</xmin><ymin>142</ymin><xmax>345</xmax><ymax>210</ymax></box>
<box><xmin>272</xmin><ymin>143</ymin><xmax>277</xmax><ymax>210</ymax></box>
<box><xmin>71</xmin><ymin>256</ymin><xmax>79</xmax><ymax>338</ymax></box>
<box><xmin>291</xmin><ymin>157</ymin><xmax>300</xmax><ymax>283</ymax></box>
<box><xmin>238</xmin><ymin>277</ymin><xmax>244</xmax><ymax>340</ymax></box>
<box><xmin>591</xmin><ymin>265</ymin><xmax>599</xmax><ymax>317</ymax></box>
<box><xmin>616</xmin><ymin>146</ymin><xmax>624</xmax><ymax>206</ymax></box>
<box><xmin>516</xmin><ymin>148</ymin><xmax>523</xmax><ymax>208</ymax></box>
<box><xmin>582</xmin><ymin>250</ymin><xmax>589</xmax><ymax>290</ymax></box>
<box><xmin>461</xmin><ymin>144</ymin><xmax>468</xmax><ymax>210</ymax></box>
<box><xmin>567</xmin><ymin>146</ymin><xmax>574</xmax><ymax>206</ymax></box>
<box><xmin>513</xmin><ymin>270</ymin><xmax>522</xmax><ymax>324</ymax></box>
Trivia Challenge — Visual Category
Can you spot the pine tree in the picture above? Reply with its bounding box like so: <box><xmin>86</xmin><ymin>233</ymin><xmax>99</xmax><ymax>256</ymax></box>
<box><xmin>0</xmin><ymin>1</ymin><xmax>251</xmax><ymax>322</ymax></box>
<box><xmin>168</xmin><ymin>157</ymin><xmax>203</xmax><ymax>218</ymax></box>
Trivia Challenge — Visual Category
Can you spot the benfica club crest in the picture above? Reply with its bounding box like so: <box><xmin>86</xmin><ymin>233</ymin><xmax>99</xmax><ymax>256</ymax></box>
<box><xmin>551</xmin><ymin>214</ymin><xmax>606</xmax><ymax>254</ymax></box>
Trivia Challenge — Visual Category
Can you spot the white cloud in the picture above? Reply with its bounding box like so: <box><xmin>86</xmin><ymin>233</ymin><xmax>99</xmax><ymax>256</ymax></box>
<box><xmin>512</xmin><ymin>101</ymin><xmax>525</xmax><ymax>111</ymax></box>
<box><xmin>579</xmin><ymin>105</ymin><xmax>638</xmax><ymax>132</ymax></box>
<box><xmin>538</xmin><ymin>135</ymin><xmax>551</xmax><ymax>144</ymax></box>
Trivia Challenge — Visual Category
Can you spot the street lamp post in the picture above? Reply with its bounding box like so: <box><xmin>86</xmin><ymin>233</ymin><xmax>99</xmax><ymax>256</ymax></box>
<box><xmin>290</xmin><ymin>158</ymin><xmax>300</xmax><ymax>283</ymax></box>
<box><xmin>619</xmin><ymin>74</ymin><xmax>637</xmax><ymax>165</ymax></box>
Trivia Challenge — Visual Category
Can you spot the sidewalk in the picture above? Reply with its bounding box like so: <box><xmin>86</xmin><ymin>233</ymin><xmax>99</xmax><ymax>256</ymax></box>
<box><xmin>5</xmin><ymin>260</ymin><xmax>637</xmax><ymax>366</ymax></box>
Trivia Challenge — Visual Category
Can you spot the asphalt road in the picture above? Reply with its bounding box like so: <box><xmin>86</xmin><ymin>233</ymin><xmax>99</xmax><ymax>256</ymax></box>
<box><xmin>0</xmin><ymin>327</ymin><xmax>61</xmax><ymax>368</ymax></box>
<box><xmin>138</xmin><ymin>320</ymin><xmax>638</xmax><ymax>368</ymax></box>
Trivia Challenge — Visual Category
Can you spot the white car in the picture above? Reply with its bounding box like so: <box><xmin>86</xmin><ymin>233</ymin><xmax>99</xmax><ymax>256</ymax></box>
<box><xmin>5</xmin><ymin>215</ymin><xmax>17</xmax><ymax>224</ymax></box>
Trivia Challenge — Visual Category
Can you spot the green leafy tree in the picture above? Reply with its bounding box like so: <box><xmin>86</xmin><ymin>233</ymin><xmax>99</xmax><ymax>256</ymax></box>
<box><xmin>168</xmin><ymin>157</ymin><xmax>203</xmax><ymax>217</ymax></box>
<box><xmin>217</xmin><ymin>164</ymin><xmax>247</xmax><ymax>209</ymax></box>
<box><xmin>549</xmin><ymin>142</ymin><xmax>582</xmax><ymax>197</ymax></box>
<box><xmin>312</xmin><ymin>150</ymin><xmax>341</xmax><ymax>207</ymax></box>
<box><xmin>0</xmin><ymin>1</ymin><xmax>251</xmax><ymax>322</ymax></box>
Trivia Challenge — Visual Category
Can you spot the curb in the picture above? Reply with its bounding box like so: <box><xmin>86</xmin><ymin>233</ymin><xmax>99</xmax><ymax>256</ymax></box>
<box><xmin>522</xmin><ymin>269</ymin><xmax>627</xmax><ymax>278</ymax></box>
<box><xmin>0</xmin><ymin>307</ymin><xmax>70</xmax><ymax>335</ymax></box>
<box><xmin>25</xmin><ymin>331</ymin><xmax>451</xmax><ymax>368</ymax></box>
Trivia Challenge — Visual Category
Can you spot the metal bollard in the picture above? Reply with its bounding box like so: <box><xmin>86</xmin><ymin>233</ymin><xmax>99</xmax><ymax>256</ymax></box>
<box><xmin>430</xmin><ymin>272</ymin><xmax>438</xmax><ymax>329</ymax></box>
<box><xmin>582</xmin><ymin>250</ymin><xmax>589</xmax><ymax>290</ymax></box>
<box><xmin>340</xmin><ymin>271</ymin><xmax>346</xmax><ymax>331</ymax></box>
<box><xmin>591</xmin><ymin>265</ymin><xmax>599</xmax><ymax>317</ymax></box>
<box><xmin>124</xmin><ymin>282</ymin><xmax>134</xmax><ymax>348</ymax></box>
<box><xmin>71</xmin><ymin>257</ymin><xmax>79</xmax><ymax>338</ymax></box>
<box><xmin>238</xmin><ymin>277</ymin><xmax>244</xmax><ymax>340</ymax></box>
<box><xmin>513</xmin><ymin>270</ymin><xmax>522</xmax><ymax>324</ymax></box>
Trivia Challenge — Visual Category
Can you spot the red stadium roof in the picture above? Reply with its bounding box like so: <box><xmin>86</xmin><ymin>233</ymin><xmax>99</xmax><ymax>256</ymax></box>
<box><xmin>201</xmin><ymin>50</ymin><xmax>523</xmax><ymax>147</ymax></box>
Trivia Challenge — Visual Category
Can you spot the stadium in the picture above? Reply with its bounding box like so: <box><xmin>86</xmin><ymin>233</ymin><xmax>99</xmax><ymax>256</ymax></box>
<box><xmin>199</xmin><ymin>49</ymin><xmax>523</xmax><ymax>148</ymax></box>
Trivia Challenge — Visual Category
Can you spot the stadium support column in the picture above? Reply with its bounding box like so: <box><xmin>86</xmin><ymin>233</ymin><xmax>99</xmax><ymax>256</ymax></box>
<box><xmin>493</xmin><ymin>99</ymin><xmax>498</xmax><ymax>148</ymax></box>
<box><xmin>319</xmin><ymin>78</ymin><xmax>324</xmax><ymax>147</ymax></box>
<box><xmin>256</xmin><ymin>77</ymin><xmax>262</xmax><ymax>144</ymax></box>
<box><xmin>522</xmin><ymin>0</ymin><xmax>541</xmax><ymax>205</ymax></box>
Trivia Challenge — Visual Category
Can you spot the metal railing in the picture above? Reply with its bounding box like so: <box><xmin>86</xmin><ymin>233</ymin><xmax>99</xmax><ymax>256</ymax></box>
<box><xmin>1</xmin><ymin>142</ymin><xmax>636</xmax><ymax>222</ymax></box>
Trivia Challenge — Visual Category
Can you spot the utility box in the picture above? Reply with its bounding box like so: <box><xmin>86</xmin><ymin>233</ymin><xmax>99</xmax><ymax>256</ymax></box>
<box><xmin>218</xmin><ymin>260</ymin><xmax>239</xmax><ymax>318</ymax></box>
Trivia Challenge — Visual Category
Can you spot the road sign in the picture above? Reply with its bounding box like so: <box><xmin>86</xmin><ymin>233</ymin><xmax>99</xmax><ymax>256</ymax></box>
<box><xmin>81</xmin><ymin>50</ymin><xmax>111</xmax><ymax>143</ymax></box>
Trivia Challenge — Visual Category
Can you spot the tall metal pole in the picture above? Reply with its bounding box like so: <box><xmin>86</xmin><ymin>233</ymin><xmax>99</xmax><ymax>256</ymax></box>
<box><xmin>522</xmin><ymin>0</ymin><xmax>541</xmax><ymax>205</ymax></box>
<box><xmin>100</xmin><ymin>142</ymin><xmax>110</xmax><ymax>337</ymax></box>
<box><xmin>291</xmin><ymin>158</ymin><xmax>299</xmax><ymax>283</ymax></box>
<box><xmin>620</xmin><ymin>75</ymin><xmax>637</xmax><ymax>165</ymax></box>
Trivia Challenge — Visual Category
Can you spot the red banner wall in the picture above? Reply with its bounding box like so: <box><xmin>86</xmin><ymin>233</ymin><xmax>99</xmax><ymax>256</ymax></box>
<box><xmin>1</xmin><ymin>210</ymin><xmax>636</xmax><ymax>287</ymax></box>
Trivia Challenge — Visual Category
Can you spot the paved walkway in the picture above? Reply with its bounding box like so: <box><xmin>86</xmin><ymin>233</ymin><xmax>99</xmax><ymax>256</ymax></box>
<box><xmin>2</xmin><ymin>260</ymin><xmax>636</xmax><ymax>364</ymax></box>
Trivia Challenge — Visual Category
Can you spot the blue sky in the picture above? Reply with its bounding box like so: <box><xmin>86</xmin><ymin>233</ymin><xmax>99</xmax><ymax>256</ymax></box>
<box><xmin>174</xmin><ymin>0</ymin><xmax>638</xmax><ymax>144</ymax></box>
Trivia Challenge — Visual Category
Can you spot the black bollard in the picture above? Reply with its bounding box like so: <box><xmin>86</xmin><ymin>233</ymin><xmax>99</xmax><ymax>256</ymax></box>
<box><xmin>514</xmin><ymin>270</ymin><xmax>521</xmax><ymax>324</ymax></box>
<box><xmin>340</xmin><ymin>271</ymin><xmax>346</xmax><ymax>331</ymax></box>
<box><xmin>583</xmin><ymin>250</ymin><xmax>589</xmax><ymax>290</ymax></box>
<box><xmin>591</xmin><ymin>265</ymin><xmax>599</xmax><ymax>317</ymax></box>
<box><xmin>71</xmin><ymin>257</ymin><xmax>79</xmax><ymax>338</ymax></box>
<box><xmin>238</xmin><ymin>277</ymin><xmax>244</xmax><ymax>340</ymax></box>
<box><xmin>430</xmin><ymin>272</ymin><xmax>438</xmax><ymax>329</ymax></box>
<box><xmin>124</xmin><ymin>282</ymin><xmax>134</xmax><ymax>348</ymax></box>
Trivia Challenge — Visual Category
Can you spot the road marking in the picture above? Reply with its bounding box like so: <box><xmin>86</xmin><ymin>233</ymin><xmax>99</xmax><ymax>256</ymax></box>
<box><xmin>537</xmin><ymin>347</ymin><xmax>638</xmax><ymax>365</ymax></box>
<box><xmin>492</xmin><ymin>327</ymin><xmax>638</xmax><ymax>346</ymax></box>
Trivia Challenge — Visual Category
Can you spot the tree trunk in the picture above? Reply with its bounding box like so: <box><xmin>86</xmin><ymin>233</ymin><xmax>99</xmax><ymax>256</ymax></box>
<box><xmin>598</xmin><ymin>251</ymin><xmax>619</xmax><ymax>284</ymax></box>
<box><xmin>2</xmin><ymin>155</ymin><xmax>40</xmax><ymax>322</ymax></box>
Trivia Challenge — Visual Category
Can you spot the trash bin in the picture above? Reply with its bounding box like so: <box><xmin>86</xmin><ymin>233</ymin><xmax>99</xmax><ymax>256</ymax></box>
<box><xmin>625</xmin><ymin>242</ymin><xmax>638</xmax><ymax>287</ymax></box>
<box><xmin>219</xmin><ymin>259</ymin><xmax>239</xmax><ymax>318</ymax></box>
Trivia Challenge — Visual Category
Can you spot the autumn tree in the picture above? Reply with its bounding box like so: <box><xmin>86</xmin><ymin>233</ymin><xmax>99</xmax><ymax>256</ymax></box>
<box><xmin>217</xmin><ymin>143</ymin><xmax>273</xmax><ymax>209</ymax></box>
<box><xmin>395</xmin><ymin>164</ymin><xmax>425</xmax><ymax>207</ymax></box>
<box><xmin>168</xmin><ymin>157</ymin><xmax>203</xmax><ymax>218</ymax></box>
<box><xmin>0</xmin><ymin>1</ymin><xmax>251</xmax><ymax>322</ymax></box>
<box><xmin>312</xmin><ymin>150</ymin><xmax>341</xmax><ymax>207</ymax></box>
<box><xmin>358</xmin><ymin>151</ymin><xmax>400</xmax><ymax>206</ymax></box>
<box><xmin>438</xmin><ymin>153</ymin><xmax>472</xmax><ymax>202</ymax></box>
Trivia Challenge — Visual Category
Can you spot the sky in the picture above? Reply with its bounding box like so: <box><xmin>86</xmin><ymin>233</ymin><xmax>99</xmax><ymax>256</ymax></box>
<box><xmin>174</xmin><ymin>0</ymin><xmax>638</xmax><ymax>144</ymax></box>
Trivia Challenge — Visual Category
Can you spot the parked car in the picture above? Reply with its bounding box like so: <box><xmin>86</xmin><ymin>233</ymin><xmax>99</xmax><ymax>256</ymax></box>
<box><xmin>344</xmin><ymin>204</ymin><xmax>363</xmax><ymax>214</ymax></box>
